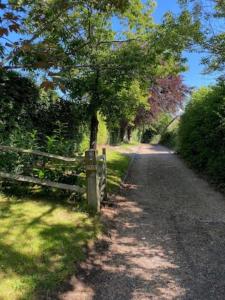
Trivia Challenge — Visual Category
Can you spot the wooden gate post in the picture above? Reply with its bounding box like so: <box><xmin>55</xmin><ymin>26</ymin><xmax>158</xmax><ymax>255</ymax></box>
<box><xmin>102</xmin><ymin>148</ymin><xmax>107</xmax><ymax>201</ymax></box>
<box><xmin>85</xmin><ymin>149</ymin><xmax>100</xmax><ymax>212</ymax></box>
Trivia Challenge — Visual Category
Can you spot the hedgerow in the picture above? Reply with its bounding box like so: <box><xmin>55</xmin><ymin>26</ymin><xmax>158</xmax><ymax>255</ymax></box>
<box><xmin>160</xmin><ymin>127</ymin><xmax>178</xmax><ymax>149</ymax></box>
<box><xmin>178</xmin><ymin>82</ymin><xmax>225</xmax><ymax>186</ymax></box>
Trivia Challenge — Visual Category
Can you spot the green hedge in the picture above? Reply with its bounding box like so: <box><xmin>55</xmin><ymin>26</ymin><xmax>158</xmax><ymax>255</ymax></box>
<box><xmin>160</xmin><ymin>118</ymin><xmax>179</xmax><ymax>149</ymax></box>
<box><xmin>178</xmin><ymin>82</ymin><xmax>225</xmax><ymax>186</ymax></box>
<box><xmin>160</xmin><ymin>127</ymin><xmax>178</xmax><ymax>149</ymax></box>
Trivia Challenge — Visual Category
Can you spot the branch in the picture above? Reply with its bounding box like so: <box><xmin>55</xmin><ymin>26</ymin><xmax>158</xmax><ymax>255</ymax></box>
<box><xmin>97</xmin><ymin>38</ymin><xmax>138</xmax><ymax>45</ymax></box>
<box><xmin>3</xmin><ymin>64</ymin><xmax>95</xmax><ymax>70</ymax></box>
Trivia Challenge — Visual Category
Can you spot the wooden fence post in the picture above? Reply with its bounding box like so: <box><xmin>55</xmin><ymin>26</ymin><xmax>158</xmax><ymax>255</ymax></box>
<box><xmin>102</xmin><ymin>148</ymin><xmax>107</xmax><ymax>201</ymax></box>
<box><xmin>85</xmin><ymin>149</ymin><xmax>100</xmax><ymax>212</ymax></box>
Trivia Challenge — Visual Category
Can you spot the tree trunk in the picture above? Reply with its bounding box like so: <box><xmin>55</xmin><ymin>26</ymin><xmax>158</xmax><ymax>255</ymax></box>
<box><xmin>120</xmin><ymin>125</ymin><xmax>126</xmax><ymax>142</ymax></box>
<box><xmin>90</xmin><ymin>112</ymin><xmax>99</xmax><ymax>149</ymax></box>
<box><xmin>127</xmin><ymin>126</ymin><xmax>132</xmax><ymax>142</ymax></box>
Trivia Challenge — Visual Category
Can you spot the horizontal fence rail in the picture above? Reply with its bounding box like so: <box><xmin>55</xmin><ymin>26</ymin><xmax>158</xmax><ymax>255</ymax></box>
<box><xmin>0</xmin><ymin>145</ymin><xmax>84</xmax><ymax>162</ymax></box>
<box><xmin>0</xmin><ymin>145</ymin><xmax>85</xmax><ymax>194</ymax></box>
<box><xmin>0</xmin><ymin>145</ymin><xmax>107</xmax><ymax>211</ymax></box>
<box><xmin>0</xmin><ymin>172</ymin><xmax>85</xmax><ymax>193</ymax></box>
<box><xmin>0</xmin><ymin>145</ymin><xmax>108</xmax><ymax>212</ymax></box>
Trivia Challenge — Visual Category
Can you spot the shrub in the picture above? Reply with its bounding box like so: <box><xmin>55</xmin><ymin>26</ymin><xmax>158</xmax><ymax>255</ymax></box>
<box><xmin>0</xmin><ymin>127</ymin><xmax>82</xmax><ymax>186</ymax></box>
<box><xmin>0</xmin><ymin>69</ymin><xmax>39</xmax><ymax>138</ymax></box>
<box><xmin>160</xmin><ymin>118</ymin><xmax>179</xmax><ymax>149</ymax></box>
<box><xmin>178</xmin><ymin>82</ymin><xmax>225</xmax><ymax>186</ymax></box>
<box><xmin>0</xmin><ymin>128</ymin><xmax>39</xmax><ymax>175</ymax></box>
<box><xmin>0</xmin><ymin>70</ymin><xmax>87</xmax><ymax>152</ymax></box>
<box><xmin>160</xmin><ymin>127</ymin><xmax>178</xmax><ymax>149</ymax></box>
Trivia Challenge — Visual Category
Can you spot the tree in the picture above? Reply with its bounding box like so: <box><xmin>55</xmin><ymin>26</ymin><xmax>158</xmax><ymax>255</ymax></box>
<box><xmin>178</xmin><ymin>0</ymin><xmax>225</xmax><ymax>73</ymax></box>
<box><xmin>135</xmin><ymin>75</ymin><xmax>189</xmax><ymax>127</ymax></box>
<box><xmin>106</xmin><ymin>80</ymin><xmax>148</xmax><ymax>142</ymax></box>
<box><xmin>0</xmin><ymin>0</ymin><xmax>130</xmax><ymax>69</ymax></box>
<box><xmin>1</xmin><ymin>0</ymin><xmax>201</xmax><ymax>149</ymax></box>
<box><xmin>148</xmin><ymin>75</ymin><xmax>189</xmax><ymax>117</ymax></box>
<box><xmin>18</xmin><ymin>0</ymin><xmax>158</xmax><ymax>148</ymax></box>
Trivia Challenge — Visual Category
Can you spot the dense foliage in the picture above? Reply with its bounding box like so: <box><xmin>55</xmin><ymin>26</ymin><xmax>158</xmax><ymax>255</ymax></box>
<box><xmin>0</xmin><ymin>0</ymin><xmax>201</xmax><ymax>148</ymax></box>
<box><xmin>148</xmin><ymin>75</ymin><xmax>189</xmax><ymax>117</ymax></box>
<box><xmin>160</xmin><ymin>120</ymin><xmax>179</xmax><ymax>149</ymax></box>
<box><xmin>178</xmin><ymin>82</ymin><xmax>225</xmax><ymax>186</ymax></box>
<box><xmin>0</xmin><ymin>0</ymin><xmax>204</xmax><ymax>147</ymax></box>
<box><xmin>0</xmin><ymin>69</ymin><xmax>86</xmax><ymax>150</ymax></box>
<box><xmin>134</xmin><ymin>75</ymin><xmax>188</xmax><ymax>145</ymax></box>
<box><xmin>0</xmin><ymin>69</ymin><xmax>39</xmax><ymax>137</ymax></box>
<box><xmin>135</xmin><ymin>75</ymin><xmax>188</xmax><ymax>128</ymax></box>
<box><xmin>0</xmin><ymin>70</ymin><xmax>88</xmax><ymax>185</ymax></box>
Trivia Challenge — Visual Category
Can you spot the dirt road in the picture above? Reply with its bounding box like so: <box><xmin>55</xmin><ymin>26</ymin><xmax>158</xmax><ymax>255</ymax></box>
<box><xmin>60</xmin><ymin>144</ymin><xmax>225</xmax><ymax>300</ymax></box>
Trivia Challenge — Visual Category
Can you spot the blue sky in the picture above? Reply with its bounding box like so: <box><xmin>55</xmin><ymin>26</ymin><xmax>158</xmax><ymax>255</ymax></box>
<box><xmin>153</xmin><ymin>0</ymin><xmax>217</xmax><ymax>88</ymax></box>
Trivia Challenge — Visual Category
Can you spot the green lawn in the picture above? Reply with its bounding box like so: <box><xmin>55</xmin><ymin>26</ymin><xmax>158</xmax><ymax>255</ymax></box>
<box><xmin>119</xmin><ymin>142</ymin><xmax>139</xmax><ymax>148</ymax></box>
<box><xmin>106</xmin><ymin>148</ymin><xmax>131</xmax><ymax>193</ymax></box>
<box><xmin>0</xmin><ymin>193</ymin><xmax>101</xmax><ymax>300</ymax></box>
<box><xmin>0</xmin><ymin>147</ymin><xmax>130</xmax><ymax>299</ymax></box>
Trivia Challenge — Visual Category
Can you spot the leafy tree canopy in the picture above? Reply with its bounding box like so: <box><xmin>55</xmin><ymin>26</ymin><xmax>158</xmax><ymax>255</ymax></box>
<box><xmin>135</xmin><ymin>75</ymin><xmax>189</xmax><ymax>127</ymax></box>
<box><xmin>178</xmin><ymin>0</ymin><xmax>225</xmax><ymax>73</ymax></box>
<box><xmin>0</xmin><ymin>0</ymin><xmax>202</xmax><ymax>147</ymax></box>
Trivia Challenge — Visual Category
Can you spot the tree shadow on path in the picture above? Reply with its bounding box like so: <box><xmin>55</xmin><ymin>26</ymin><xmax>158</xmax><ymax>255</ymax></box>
<box><xmin>60</xmin><ymin>144</ymin><xmax>225</xmax><ymax>300</ymax></box>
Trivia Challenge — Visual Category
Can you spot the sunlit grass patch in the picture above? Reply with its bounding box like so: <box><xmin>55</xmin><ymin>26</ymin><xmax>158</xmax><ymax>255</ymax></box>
<box><xmin>0</xmin><ymin>194</ymin><xmax>101</xmax><ymax>300</ymax></box>
<box><xmin>107</xmin><ymin>149</ymin><xmax>130</xmax><ymax>192</ymax></box>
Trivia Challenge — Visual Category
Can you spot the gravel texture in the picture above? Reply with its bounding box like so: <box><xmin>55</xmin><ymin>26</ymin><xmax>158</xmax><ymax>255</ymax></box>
<box><xmin>60</xmin><ymin>144</ymin><xmax>225</xmax><ymax>300</ymax></box>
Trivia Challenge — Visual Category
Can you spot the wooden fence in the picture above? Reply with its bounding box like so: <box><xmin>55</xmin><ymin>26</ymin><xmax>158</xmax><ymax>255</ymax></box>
<box><xmin>0</xmin><ymin>145</ymin><xmax>107</xmax><ymax>212</ymax></box>
<box><xmin>85</xmin><ymin>148</ymin><xmax>107</xmax><ymax>212</ymax></box>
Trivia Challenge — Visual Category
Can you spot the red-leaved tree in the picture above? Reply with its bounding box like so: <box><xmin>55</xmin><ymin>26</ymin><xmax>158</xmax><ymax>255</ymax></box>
<box><xmin>135</xmin><ymin>75</ymin><xmax>190</xmax><ymax>126</ymax></box>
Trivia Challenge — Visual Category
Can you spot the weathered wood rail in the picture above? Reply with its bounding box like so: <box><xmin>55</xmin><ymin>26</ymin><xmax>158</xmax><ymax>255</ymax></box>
<box><xmin>0</xmin><ymin>172</ymin><xmax>85</xmax><ymax>193</ymax></box>
<box><xmin>0</xmin><ymin>145</ymin><xmax>83</xmax><ymax>162</ymax></box>
<box><xmin>0</xmin><ymin>145</ymin><xmax>108</xmax><ymax>212</ymax></box>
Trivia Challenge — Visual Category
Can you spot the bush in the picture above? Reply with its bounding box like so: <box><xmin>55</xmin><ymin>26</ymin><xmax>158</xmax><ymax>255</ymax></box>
<box><xmin>178</xmin><ymin>82</ymin><xmax>225</xmax><ymax>186</ymax></box>
<box><xmin>0</xmin><ymin>70</ymin><xmax>87</xmax><ymax>152</ymax></box>
<box><xmin>160</xmin><ymin>118</ymin><xmax>179</xmax><ymax>149</ymax></box>
<box><xmin>0</xmin><ymin>69</ymin><xmax>39</xmax><ymax>138</ymax></box>
<box><xmin>160</xmin><ymin>127</ymin><xmax>178</xmax><ymax>149</ymax></box>
<box><xmin>0</xmin><ymin>127</ymin><xmax>83</xmax><ymax>187</ymax></box>
<box><xmin>0</xmin><ymin>128</ymin><xmax>39</xmax><ymax>175</ymax></box>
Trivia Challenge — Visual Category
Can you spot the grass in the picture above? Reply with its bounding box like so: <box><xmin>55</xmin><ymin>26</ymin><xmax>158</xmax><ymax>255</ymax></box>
<box><xmin>0</xmin><ymin>192</ymin><xmax>101</xmax><ymax>300</ymax></box>
<box><xmin>106</xmin><ymin>148</ymin><xmax>131</xmax><ymax>193</ymax></box>
<box><xmin>0</xmin><ymin>147</ymin><xmax>130</xmax><ymax>299</ymax></box>
<box><xmin>119</xmin><ymin>141</ymin><xmax>139</xmax><ymax>147</ymax></box>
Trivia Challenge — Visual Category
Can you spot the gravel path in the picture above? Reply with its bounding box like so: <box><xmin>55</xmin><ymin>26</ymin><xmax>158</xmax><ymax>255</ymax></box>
<box><xmin>60</xmin><ymin>144</ymin><xmax>225</xmax><ymax>300</ymax></box>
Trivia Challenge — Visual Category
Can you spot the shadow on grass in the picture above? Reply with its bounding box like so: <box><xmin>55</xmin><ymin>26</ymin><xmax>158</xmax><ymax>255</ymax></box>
<box><xmin>0</xmin><ymin>193</ymin><xmax>101</xmax><ymax>300</ymax></box>
<box><xmin>0</xmin><ymin>148</ymin><xmax>130</xmax><ymax>299</ymax></box>
<box><xmin>1</xmin><ymin>182</ymin><xmax>73</xmax><ymax>202</ymax></box>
